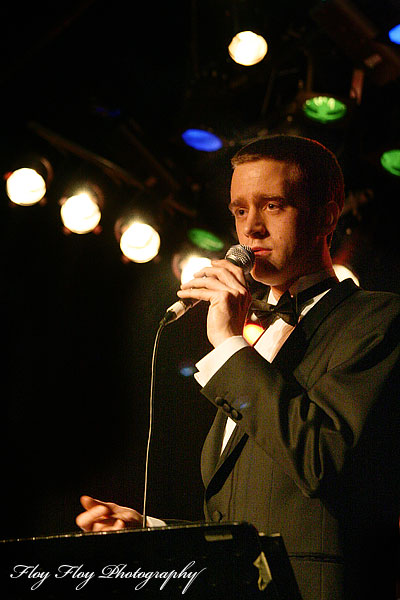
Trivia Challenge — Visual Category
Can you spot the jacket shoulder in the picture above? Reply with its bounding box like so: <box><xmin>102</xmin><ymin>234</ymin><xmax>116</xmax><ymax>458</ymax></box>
<box><xmin>345</xmin><ymin>287</ymin><xmax>400</xmax><ymax>323</ymax></box>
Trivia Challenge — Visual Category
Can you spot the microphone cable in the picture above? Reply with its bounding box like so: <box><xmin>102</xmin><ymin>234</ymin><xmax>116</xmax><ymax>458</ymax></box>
<box><xmin>141</xmin><ymin>318</ymin><xmax>166</xmax><ymax>528</ymax></box>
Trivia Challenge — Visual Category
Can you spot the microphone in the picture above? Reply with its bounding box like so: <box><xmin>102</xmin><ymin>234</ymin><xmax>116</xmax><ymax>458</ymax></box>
<box><xmin>161</xmin><ymin>244</ymin><xmax>255</xmax><ymax>325</ymax></box>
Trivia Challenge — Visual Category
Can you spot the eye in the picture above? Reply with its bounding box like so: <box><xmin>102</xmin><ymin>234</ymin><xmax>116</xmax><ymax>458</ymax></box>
<box><xmin>266</xmin><ymin>201</ymin><xmax>281</xmax><ymax>211</ymax></box>
<box><xmin>231</xmin><ymin>207</ymin><xmax>247</xmax><ymax>218</ymax></box>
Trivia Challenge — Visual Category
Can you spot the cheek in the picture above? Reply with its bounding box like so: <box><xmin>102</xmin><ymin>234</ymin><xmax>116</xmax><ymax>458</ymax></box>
<box><xmin>235</xmin><ymin>223</ymin><xmax>246</xmax><ymax>243</ymax></box>
<box><xmin>274</xmin><ymin>219</ymin><xmax>299</xmax><ymax>252</ymax></box>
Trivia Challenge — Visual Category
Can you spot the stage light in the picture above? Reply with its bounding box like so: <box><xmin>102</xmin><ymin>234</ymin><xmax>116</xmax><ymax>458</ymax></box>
<box><xmin>389</xmin><ymin>24</ymin><xmax>400</xmax><ymax>44</ymax></box>
<box><xmin>302</xmin><ymin>96</ymin><xmax>347</xmax><ymax>123</ymax></box>
<box><xmin>179</xmin><ymin>362</ymin><xmax>197</xmax><ymax>377</ymax></box>
<box><xmin>115</xmin><ymin>190</ymin><xmax>162</xmax><ymax>263</ymax></box>
<box><xmin>119</xmin><ymin>222</ymin><xmax>160</xmax><ymax>263</ymax></box>
<box><xmin>243</xmin><ymin>323</ymin><xmax>264</xmax><ymax>345</ymax></box>
<box><xmin>180</xmin><ymin>255</ymin><xmax>212</xmax><ymax>284</ymax></box>
<box><xmin>181</xmin><ymin>129</ymin><xmax>223</xmax><ymax>152</ymax></box>
<box><xmin>333</xmin><ymin>264</ymin><xmax>360</xmax><ymax>286</ymax></box>
<box><xmin>187</xmin><ymin>228</ymin><xmax>224</xmax><ymax>252</ymax></box>
<box><xmin>380</xmin><ymin>149</ymin><xmax>400</xmax><ymax>176</ymax></box>
<box><xmin>228</xmin><ymin>31</ymin><xmax>268</xmax><ymax>66</ymax></box>
<box><xmin>5</xmin><ymin>168</ymin><xmax>46</xmax><ymax>206</ymax></box>
<box><xmin>5</xmin><ymin>157</ymin><xmax>52</xmax><ymax>206</ymax></box>
<box><xmin>60</xmin><ymin>191</ymin><xmax>102</xmax><ymax>234</ymax></box>
<box><xmin>171</xmin><ymin>227</ymin><xmax>228</xmax><ymax>283</ymax></box>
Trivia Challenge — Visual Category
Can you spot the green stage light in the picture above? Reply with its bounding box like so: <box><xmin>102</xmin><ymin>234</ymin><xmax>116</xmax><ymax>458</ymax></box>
<box><xmin>303</xmin><ymin>96</ymin><xmax>347</xmax><ymax>123</ymax></box>
<box><xmin>380</xmin><ymin>149</ymin><xmax>400</xmax><ymax>176</ymax></box>
<box><xmin>187</xmin><ymin>228</ymin><xmax>224</xmax><ymax>251</ymax></box>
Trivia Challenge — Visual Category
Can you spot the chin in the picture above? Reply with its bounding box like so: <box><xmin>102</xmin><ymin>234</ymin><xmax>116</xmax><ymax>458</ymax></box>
<box><xmin>251</xmin><ymin>265</ymin><xmax>278</xmax><ymax>286</ymax></box>
<box><xmin>251</xmin><ymin>262</ymin><xmax>295</xmax><ymax>288</ymax></box>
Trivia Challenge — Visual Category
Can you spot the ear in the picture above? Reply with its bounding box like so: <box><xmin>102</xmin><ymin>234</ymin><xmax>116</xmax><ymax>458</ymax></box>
<box><xmin>319</xmin><ymin>200</ymin><xmax>340</xmax><ymax>237</ymax></box>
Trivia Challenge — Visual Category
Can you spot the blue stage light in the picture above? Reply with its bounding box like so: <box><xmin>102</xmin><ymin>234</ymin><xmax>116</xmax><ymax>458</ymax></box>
<box><xmin>179</xmin><ymin>362</ymin><xmax>197</xmax><ymax>377</ymax></box>
<box><xmin>389</xmin><ymin>24</ymin><xmax>400</xmax><ymax>44</ymax></box>
<box><xmin>181</xmin><ymin>129</ymin><xmax>223</xmax><ymax>152</ymax></box>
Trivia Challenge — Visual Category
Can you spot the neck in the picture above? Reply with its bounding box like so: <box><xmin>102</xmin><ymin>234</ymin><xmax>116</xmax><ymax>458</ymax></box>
<box><xmin>270</xmin><ymin>250</ymin><xmax>334</xmax><ymax>301</ymax></box>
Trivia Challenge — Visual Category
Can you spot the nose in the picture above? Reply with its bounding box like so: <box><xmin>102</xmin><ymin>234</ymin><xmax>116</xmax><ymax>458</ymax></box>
<box><xmin>243</xmin><ymin>207</ymin><xmax>267</xmax><ymax>239</ymax></box>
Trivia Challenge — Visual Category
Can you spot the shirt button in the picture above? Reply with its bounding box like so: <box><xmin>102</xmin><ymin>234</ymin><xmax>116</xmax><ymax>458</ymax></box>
<box><xmin>231</xmin><ymin>409</ymin><xmax>242</xmax><ymax>420</ymax></box>
<box><xmin>222</xmin><ymin>402</ymin><xmax>231</xmax><ymax>413</ymax></box>
<box><xmin>215</xmin><ymin>397</ymin><xmax>224</xmax><ymax>406</ymax></box>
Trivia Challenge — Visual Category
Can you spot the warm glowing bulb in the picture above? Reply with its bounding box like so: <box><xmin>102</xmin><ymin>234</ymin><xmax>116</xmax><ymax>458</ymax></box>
<box><xmin>120</xmin><ymin>222</ymin><xmax>160</xmax><ymax>263</ymax></box>
<box><xmin>6</xmin><ymin>168</ymin><xmax>46</xmax><ymax>206</ymax></box>
<box><xmin>180</xmin><ymin>256</ymin><xmax>212</xmax><ymax>284</ymax></box>
<box><xmin>228</xmin><ymin>31</ymin><xmax>268</xmax><ymax>66</ymax></box>
<box><xmin>60</xmin><ymin>192</ymin><xmax>101</xmax><ymax>234</ymax></box>
<box><xmin>243</xmin><ymin>323</ymin><xmax>264</xmax><ymax>345</ymax></box>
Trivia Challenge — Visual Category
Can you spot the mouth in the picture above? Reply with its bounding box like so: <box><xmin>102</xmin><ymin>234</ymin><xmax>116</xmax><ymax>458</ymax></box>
<box><xmin>251</xmin><ymin>247</ymin><xmax>272</xmax><ymax>256</ymax></box>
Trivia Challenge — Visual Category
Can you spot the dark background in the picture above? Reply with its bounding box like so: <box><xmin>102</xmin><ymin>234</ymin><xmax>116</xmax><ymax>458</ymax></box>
<box><xmin>2</xmin><ymin>0</ymin><xmax>400</xmax><ymax>540</ymax></box>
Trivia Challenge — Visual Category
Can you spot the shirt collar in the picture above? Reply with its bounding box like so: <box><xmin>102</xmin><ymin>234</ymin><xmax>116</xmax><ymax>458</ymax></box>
<box><xmin>267</xmin><ymin>268</ymin><xmax>337</xmax><ymax>305</ymax></box>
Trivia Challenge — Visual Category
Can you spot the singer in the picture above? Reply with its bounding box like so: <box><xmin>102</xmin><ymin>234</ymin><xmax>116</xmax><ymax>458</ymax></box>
<box><xmin>76</xmin><ymin>135</ymin><xmax>400</xmax><ymax>600</ymax></box>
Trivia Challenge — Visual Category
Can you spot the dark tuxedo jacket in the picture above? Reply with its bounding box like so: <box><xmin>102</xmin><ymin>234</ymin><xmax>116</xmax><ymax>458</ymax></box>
<box><xmin>199</xmin><ymin>279</ymin><xmax>400</xmax><ymax>600</ymax></box>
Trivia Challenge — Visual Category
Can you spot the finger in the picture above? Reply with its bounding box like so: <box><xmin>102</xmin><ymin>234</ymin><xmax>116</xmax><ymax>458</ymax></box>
<box><xmin>201</xmin><ymin>262</ymin><xmax>247</xmax><ymax>287</ymax></box>
<box><xmin>80</xmin><ymin>495</ymin><xmax>109</xmax><ymax>510</ymax></box>
<box><xmin>92</xmin><ymin>522</ymin><xmax>109</xmax><ymax>532</ymax></box>
<box><xmin>192</xmin><ymin>263</ymin><xmax>242</xmax><ymax>281</ymax></box>
<box><xmin>180</xmin><ymin>275</ymin><xmax>231</xmax><ymax>292</ymax></box>
<box><xmin>76</xmin><ymin>504</ymin><xmax>111</xmax><ymax>531</ymax></box>
<box><xmin>91</xmin><ymin>518</ymin><xmax>125</xmax><ymax>532</ymax></box>
<box><xmin>109</xmin><ymin>518</ymin><xmax>127</xmax><ymax>530</ymax></box>
<box><xmin>177</xmin><ymin>287</ymin><xmax>225</xmax><ymax>304</ymax></box>
<box><xmin>118</xmin><ymin>507</ymin><xmax>143</xmax><ymax>523</ymax></box>
<box><xmin>181</xmin><ymin>269</ymin><xmax>246</xmax><ymax>294</ymax></box>
<box><xmin>89</xmin><ymin>508</ymin><xmax>142</xmax><ymax>531</ymax></box>
<box><xmin>177</xmin><ymin>287</ymin><xmax>247</xmax><ymax>312</ymax></box>
<box><xmin>203</xmin><ymin>259</ymin><xmax>247</xmax><ymax>283</ymax></box>
<box><xmin>211</xmin><ymin>258</ymin><xmax>246</xmax><ymax>272</ymax></box>
<box><xmin>178</xmin><ymin>274</ymin><xmax>248</xmax><ymax>307</ymax></box>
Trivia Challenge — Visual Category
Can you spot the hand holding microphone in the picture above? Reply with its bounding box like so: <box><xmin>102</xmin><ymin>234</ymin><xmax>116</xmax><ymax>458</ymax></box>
<box><xmin>161</xmin><ymin>244</ymin><xmax>255</xmax><ymax>348</ymax></box>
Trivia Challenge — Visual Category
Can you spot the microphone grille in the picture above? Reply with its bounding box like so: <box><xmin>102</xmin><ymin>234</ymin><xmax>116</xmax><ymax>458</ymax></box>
<box><xmin>225</xmin><ymin>244</ymin><xmax>255</xmax><ymax>274</ymax></box>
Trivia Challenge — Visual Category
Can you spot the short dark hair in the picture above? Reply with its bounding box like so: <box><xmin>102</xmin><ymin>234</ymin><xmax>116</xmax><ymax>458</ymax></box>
<box><xmin>231</xmin><ymin>134</ymin><xmax>345</xmax><ymax>214</ymax></box>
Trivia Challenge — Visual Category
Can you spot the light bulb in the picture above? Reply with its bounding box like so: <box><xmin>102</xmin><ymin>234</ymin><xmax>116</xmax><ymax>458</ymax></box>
<box><xmin>6</xmin><ymin>168</ymin><xmax>46</xmax><ymax>206</ymax></box>
<box><xmin>60</xmin><ymin>192</ymin><xmax>101</xmax><ymax>234</ymax></box>
<box><xmin>228</xmin><ymin>31</ymin><xmax>268</xmax><ymax>66</ymax></box>
<box><xmin>120</xmin><ymin>222</ymin><xmax>160</xmax><ymax>263</ymax></box>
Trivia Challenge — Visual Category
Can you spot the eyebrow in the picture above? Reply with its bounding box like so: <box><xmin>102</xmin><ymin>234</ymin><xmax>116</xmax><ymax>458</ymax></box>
<box><xmin>228</xmin><ymin>195</ymin><xmax>286</xmax><ymax>210</ymax></box>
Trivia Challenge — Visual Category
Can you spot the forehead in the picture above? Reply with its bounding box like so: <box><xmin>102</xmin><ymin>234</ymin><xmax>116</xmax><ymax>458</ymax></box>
<box><xmin>230</xmin><ymin>159</ymin><xmax>301</xmax><ymax>199</ymax></box>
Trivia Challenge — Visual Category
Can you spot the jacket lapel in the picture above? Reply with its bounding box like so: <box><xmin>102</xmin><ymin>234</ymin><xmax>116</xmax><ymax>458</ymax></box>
<box><xmin>201</xmin><ymin>411</ymin><xmax>248</xmax><ymax>490</ymax></box>
<box><xmin>272</xmin><ymin>278</ymin><xmax>359</xmax><ymax>376</ymax></box>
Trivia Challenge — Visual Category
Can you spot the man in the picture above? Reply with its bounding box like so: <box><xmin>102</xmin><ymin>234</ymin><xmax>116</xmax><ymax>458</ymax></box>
<box><xmin>77</xmin><ymin>135</ymin><xmax>400</xmax><ymax>600</ymax></box>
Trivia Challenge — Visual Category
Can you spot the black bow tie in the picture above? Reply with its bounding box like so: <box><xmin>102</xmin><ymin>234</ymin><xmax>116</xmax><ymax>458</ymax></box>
<box><xmin>250</xmin><ymin>277</ymin><xmax>338</xmax><ymax>328</ymax></box>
